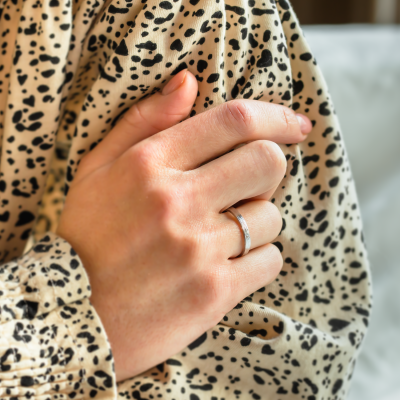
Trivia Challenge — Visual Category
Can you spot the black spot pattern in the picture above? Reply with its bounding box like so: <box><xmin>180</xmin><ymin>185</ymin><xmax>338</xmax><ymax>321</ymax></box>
<box><xmin>0</xmin><ymin>233</ymin><xmax>116</xmax><ymax>398</ymax></box>
<box><xmin>0</xmin><ymin>0</ymin><xmax>371</xmax><ymax>399</ymax></box>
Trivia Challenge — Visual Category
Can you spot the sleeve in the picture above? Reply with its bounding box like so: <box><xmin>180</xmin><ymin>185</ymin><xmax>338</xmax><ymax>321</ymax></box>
<box><xmin>0</xmin><ymin>231</ymin><xmax>117</xmax><ymax>399</ymax></box>
<box><xmin>95</xmin><ymin>1</ymin><xmax>370</xmax><ymax>400</ymax></box>
<box><xmin>38</xmin><ymin>0</ymin><xmax>372</xmax><ymax>398</ymax></box>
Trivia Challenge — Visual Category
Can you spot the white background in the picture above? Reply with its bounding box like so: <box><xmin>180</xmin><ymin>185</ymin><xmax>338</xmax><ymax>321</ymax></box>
<box><xmin>303</xmin><ymin>24</ymin><xmax>400</xmax><ymax>400</ymax></box>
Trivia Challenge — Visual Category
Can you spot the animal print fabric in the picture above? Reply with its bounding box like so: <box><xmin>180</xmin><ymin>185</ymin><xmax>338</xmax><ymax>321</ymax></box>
<box><xmin>0</xmin><ymin>232</ymin><xmax>116</xmax><ymax>399</ymax></box>
<box><xmin>0</xmin><ymin>0</ymin><xmax>372</xmax><ymax>399</ymax></box>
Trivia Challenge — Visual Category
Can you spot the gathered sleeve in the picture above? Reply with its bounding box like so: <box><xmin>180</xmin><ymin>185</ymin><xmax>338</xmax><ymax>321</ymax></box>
<box><xmin>0</xmin><ymin>232</ymin><xmax>117</xmax><ymax>399</ymax></box>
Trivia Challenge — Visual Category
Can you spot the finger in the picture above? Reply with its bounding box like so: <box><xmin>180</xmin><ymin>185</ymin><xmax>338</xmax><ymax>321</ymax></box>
<box><xmin>137</xmin><ymin>99</ymin><xmax>311</xmax><ymax>171</ymax></box>
<box><xmin>200</xmin><ymin>141</ymin><xmax>284</xmax><ymax>205</ymax></box>
<box><xmin>215</xmin><ymin>200</ymin><xmax>282</xmax><ymax>259</ymax></box>
<box><xmin>192</xmin><ymin>140</ymin><xmax>287</xmax><ymax>213</ymax></box>
<box><xmin>220</xmin><ymin>243</ymin><xmax>283</xmax><ymax>308</ymax></box>
<box><xmin>78</xmin><ymin>69</ymin><xmax>198</xmax><ymax>175</ymax></box>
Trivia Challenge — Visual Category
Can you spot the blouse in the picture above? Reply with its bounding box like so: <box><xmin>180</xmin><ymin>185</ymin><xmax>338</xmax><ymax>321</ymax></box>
<box><xmin>0</xmin><ymin>0</ymin><xmax>372</xmax><ymax>398</ymax></box>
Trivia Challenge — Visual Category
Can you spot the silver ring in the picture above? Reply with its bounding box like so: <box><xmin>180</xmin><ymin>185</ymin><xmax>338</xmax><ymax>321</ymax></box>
<box><xmin>224</xmin><ymin>206</ymin><xmax>251</xmax><ymax>257</ymax></box>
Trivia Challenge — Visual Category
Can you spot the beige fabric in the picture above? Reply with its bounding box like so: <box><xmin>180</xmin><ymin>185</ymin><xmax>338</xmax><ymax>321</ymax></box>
<box><xmin>0</xmin><ymin>0</ymin><xmax>372</xmax><ymax>398</ymax></box>
<box><xmin>0</xmin><ymin>232</ymin><xmax>116</xmax><ymax>399</ymax></box>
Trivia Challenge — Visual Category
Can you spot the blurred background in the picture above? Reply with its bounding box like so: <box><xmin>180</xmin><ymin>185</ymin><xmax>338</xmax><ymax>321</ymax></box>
<box><xmin>290</xmin><ymin>1</ymin><xmax>400</xmax><ymax>399</ymax></box>
<box><xmin>292</xmin><ymin>0</ymin><xmax>400</xmax><ymax>24</ymax></box>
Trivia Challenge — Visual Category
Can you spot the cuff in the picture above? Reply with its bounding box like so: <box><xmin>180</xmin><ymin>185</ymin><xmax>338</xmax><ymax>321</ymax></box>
<box><xmin>0</xmin><ymin>231</ymin><xmax>117</xmax><ymax>399</ymax></box>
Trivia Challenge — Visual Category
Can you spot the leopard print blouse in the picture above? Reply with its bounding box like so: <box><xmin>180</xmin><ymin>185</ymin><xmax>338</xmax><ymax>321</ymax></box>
<box><xmin>0</xmin><ymin>0</ymin><xmax>372</xmax><ymax>399</ymax></box>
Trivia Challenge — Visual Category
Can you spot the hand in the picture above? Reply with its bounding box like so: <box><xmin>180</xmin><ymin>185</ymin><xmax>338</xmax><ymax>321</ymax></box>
<box><xmin>56</xmin><ymin>69</ymin><xmax>312</xmax><ymax>382</ymax></box>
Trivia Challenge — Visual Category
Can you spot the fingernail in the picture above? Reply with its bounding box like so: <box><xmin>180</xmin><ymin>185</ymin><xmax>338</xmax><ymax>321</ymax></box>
<box><xmin>296</xmin><ymin>113</ymin><xmax>311</xmax><ymax>135</ymax></box>
<box><xmin>162</xmin><ymin>69</ymin><xmax>188</xmax><ymax>96</ymax></box>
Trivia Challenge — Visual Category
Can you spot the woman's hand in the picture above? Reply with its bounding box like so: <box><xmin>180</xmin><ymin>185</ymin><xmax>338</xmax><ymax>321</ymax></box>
<box><xmin>56</xmin><ymin>69</ymin><xmax>311</xmax><ymax>382</ymax></box>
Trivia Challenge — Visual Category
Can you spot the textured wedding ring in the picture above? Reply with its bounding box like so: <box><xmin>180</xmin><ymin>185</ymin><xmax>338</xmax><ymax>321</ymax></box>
<box><xmin>224</xmin><ymin>206</ymin><xmax>251</xmax><ymax>257</ymax></box>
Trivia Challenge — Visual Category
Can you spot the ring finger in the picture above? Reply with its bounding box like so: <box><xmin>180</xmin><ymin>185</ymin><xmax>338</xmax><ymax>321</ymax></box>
<box><xmin>214</xmin><ymin>200</ymin><xmax>282</xmax><ymax>259</ymax></box>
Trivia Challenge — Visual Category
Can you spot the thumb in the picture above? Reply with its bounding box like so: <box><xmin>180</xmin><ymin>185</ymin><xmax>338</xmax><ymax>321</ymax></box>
<box><xmin>77</xmin><ymin>69</ymin><xmax>198</xmax><ymax>179</ymax></box>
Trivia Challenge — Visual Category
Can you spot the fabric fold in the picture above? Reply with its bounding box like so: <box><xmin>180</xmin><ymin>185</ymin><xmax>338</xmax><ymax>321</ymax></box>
<box><xmin>0</xmin><ymin>232</ymin><xmax>117</xmax><ymax>399</ymax></box>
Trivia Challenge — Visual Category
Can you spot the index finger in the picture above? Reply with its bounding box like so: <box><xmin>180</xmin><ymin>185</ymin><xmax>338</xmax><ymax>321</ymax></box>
<box><xmin>135</xmin><ymin>100</ymin><xmax>311</xmax><ymax>172</ymax></box>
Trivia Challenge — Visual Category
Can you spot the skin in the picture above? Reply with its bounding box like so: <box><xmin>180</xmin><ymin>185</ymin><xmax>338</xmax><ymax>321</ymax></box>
<box><xmin>56</xmin><ymin>69</ymin><xmax>312</xmax><ymax>382</ymax></box>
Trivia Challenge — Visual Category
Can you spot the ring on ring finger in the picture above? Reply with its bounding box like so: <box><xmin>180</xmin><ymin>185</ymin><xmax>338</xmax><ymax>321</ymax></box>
<box><xmin>218</xmin><ymin>200</ymin><xmax>282</xmax><ymax>259</ymax></box>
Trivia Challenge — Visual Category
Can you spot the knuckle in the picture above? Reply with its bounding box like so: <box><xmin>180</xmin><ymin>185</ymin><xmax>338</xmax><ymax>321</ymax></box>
<box><xmin>278</xmin><ymin>106</ymin><xmax>291</xmax><ymax>134</ymax></box>
<box><xmin>125</xmin><ymin>142</ymin><xmax>157</xmax><ymax>175</ymax></box>
<box><xmin>284</xmin><ymin>106</ymin><xmax>299</xmax><ymax>125</ymax></box>
<box><xmin>224</xmin><ymin>100</ymin><xmax>255</xmax><ymax>138</ymax></box>
<box><xmin>265</xmin><ymin>141</ymin><xmax>287</xmax><ymax>178</ymax></box>
<box><xmin>267</xmin><ymin>202</ymin><xmax>283</xmax><ymax>237</ymax></box>
<box><xmin>197</xmin><ymin>267</ymin><xmax>229</xmax><ymax>310</ymax></box>
<box><xmin>249</xmin><ymin>140</ymin><xmax>270</xmax><ymax>174</ymax></box>
<box><xmin>251</xmin><ymin>139</ymin><xmax>271</xmax><ymax>157</ymax></box>
<box><xmin>122</xmin><ymin>98</ymin><xmax>164</xmax><ymax>133</ymax></box>
<box><xmin>266</xmin><ymin>243</ymin><xmax>284</xmax><ymax>278</ymax></box>
<box><xmin>149</xmin><ymin>186</ymin><xmax>182</xmax><ymax>226</ymax></box>
<box><xmin>121</xmin><ymin>102</ymin><xmax>145</xmax><ymax>130</ymax></box>
<box><xmin>168</xmin><ymin>228</ymin><xmax>199</xmax><ymax>264</ymax></box>
<box><xmin>154</xmin><ymin>186</ymin><xmax>199</xmax><ymax>260</ymax></box>
<box><xmin>248</xmin><ymin>140</ymin><xmax>287</xmax><ymax>178</ymax></box>
<box><xmin>279</xmin><ymin>106</ymin><xmax>299</xmax><ymax>135</ymax></box>
<box><xmin>154</xmin><ymin>216</ymin><xmax>199</xmax><ymax>267</ymax></box>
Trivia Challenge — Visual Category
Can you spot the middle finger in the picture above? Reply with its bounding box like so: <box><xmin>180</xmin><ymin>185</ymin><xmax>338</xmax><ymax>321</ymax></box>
<box><xmin>189</xmin><ymin>139</ymin><xmax>287</xmax><ymax>213</ymax></box>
